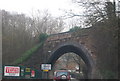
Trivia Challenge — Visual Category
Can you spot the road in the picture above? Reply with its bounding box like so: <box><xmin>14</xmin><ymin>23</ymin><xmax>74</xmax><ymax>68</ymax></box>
<box><xmin>71</xmin><ymin>78</ymin><xmax>79</xmax><ymax>81</ymax></box>
<box><xmin>71</xmin><ymin>79</ymin><xmax>79</xmax><ymax>81</ymax></box>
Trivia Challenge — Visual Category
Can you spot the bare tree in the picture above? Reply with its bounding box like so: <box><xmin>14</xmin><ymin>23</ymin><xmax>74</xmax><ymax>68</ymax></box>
<box><xmin>63</xmin><ymin>0</ymin><xmax>117</xmax><ymax>27</ymax></box>
<box><xmin>2</xmin><ymin>10</ymin><xmax>37</xmax><ymax>64</ymax></box>
<box><xmin>30</xmin><ymin>10</ymin><xmax>64</xmax><ymax>35</ymax></box>
<box><xmin>2</xmin><ymin>9</ymin><xmax>65</xmax><ymax>65</ymax></box>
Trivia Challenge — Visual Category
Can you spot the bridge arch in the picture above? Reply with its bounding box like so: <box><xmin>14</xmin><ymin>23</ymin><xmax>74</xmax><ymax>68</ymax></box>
<box><xmin>47</xmin><ymin>42</ymin><xmax>94</xmax><ymax>79</ymax></box>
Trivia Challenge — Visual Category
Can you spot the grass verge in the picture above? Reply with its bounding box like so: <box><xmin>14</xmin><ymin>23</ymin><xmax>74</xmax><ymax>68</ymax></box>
<box><xmin>12</xmin><ymin>42</ymin><xmax>44</xmax><ymax>65</ymax></box>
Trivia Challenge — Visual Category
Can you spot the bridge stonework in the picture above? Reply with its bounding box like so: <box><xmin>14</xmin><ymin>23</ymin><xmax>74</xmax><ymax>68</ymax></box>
<box><xmin>43</xmin><ymin>28</ymin><xmax>99</xmax><ymax>79</ymax></box>
<box><xmin>44</xmin><ymin>33</ymin><xmax>95</xmax><ymax>59</ymax></box>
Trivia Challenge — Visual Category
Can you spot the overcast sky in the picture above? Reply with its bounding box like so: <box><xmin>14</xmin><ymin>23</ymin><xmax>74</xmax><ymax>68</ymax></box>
<box><xmin>0</xmin><ymin>0</ymin><xmax>117</xmax><ymax>32</ymax></box>
<box><xmin>0</xmin><ymin>0</ymin><xmax>80</xmax><ymax>17</ymax></box>
<box><xmin>0</xmin><ymin>0</ymin><xmax>82</xmax><ymax>32</ymax></box>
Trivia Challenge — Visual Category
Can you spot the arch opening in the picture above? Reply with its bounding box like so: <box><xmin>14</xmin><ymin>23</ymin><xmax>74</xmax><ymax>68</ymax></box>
<box><xmin>47</xmin><ymin>43</ymin><xmax>94</xmax><ymax>79</ymax></box>
<box><xmin>52</xmin><ymin>53</ymin><xmax>87</xmax><ymax>79</ymax></box>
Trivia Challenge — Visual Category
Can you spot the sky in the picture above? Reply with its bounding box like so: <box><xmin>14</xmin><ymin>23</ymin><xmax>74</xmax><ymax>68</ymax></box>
<box><xmin>0</xmin><ymin>0</ymin><xmax>117</xmax><ymax>32</ymax></box>
<box><xmin>0</xmin><ymin>0</ymin><xmax>117</xmax><ymax>17</ymax></box>
<box><xmin>0</xmin><ymin>0</ymin><xmax>80</xmax><ymax>17</ymax></box>
<box><xmin>0</xmin><ymin>0</ymin><xmax>82</xmax><ymax>32</ymax></box>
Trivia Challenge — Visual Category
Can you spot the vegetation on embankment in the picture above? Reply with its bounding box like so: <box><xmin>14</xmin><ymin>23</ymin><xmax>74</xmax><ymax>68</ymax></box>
<box><xmin>11</xmin><ymin>42</ymin><xmax>44</xmax><ymax>65</ymax></box>
<box><xmin>69</xmin><ymin>25</ymin><xmax>93</xmax><ymax>37</ymax></box>
<box><xmin>12</xmin><ymin>33</ymin><xmax>49</xmax><ymax>65</ymax></box>
<box><xmin>92</xmin><ymin>20</ymin><xmax>118</xmax><ymax>79</ymax></box>
<box><xmin>2</xmin><ymin>10</ymin><xmax>64</xmax><ymax>65</ymax></box>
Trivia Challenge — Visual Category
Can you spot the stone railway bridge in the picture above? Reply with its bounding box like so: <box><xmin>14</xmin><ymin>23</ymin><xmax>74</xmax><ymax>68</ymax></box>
<box><xmin>41</xmin><ymin>28</ymin><xmax>98</xmax><ymax>79</ymax></box>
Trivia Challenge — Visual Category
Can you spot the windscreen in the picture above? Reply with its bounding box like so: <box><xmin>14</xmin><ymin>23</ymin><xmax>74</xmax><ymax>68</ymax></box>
<box><xmin>56</xmin><ymin>71</ymin><xmax>68</xmax><ymax>77</ymax></box>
